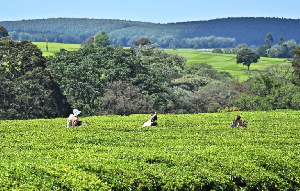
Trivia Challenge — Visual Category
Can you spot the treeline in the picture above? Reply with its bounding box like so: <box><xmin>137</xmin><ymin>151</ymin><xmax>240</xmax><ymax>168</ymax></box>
<box><xmin>1</xmin><ymin>37</ymin><xmax>300</xmax><ymax>119</ymax></box>
<box><xmin>212</xmin><ymin>33</ymin><xmax>298</xmax><ymax>59</ymax></box>
<box><xmin>1</xmin><ymin>17</ymin><xmax>300</xmax><ymax>48</ymax></box>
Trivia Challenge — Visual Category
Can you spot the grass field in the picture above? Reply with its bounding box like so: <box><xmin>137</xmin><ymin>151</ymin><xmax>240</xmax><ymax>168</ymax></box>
<box><xmin>166</xmin><ymin>49</ymin><xmax>291</xmax><ymax>81</ymax></box>
<box><xmin>0</xmin><ymin>110</ymin><xmax>299</xmax><ymax>190</ymax></box>
<box><xmin>33</xmin><ymin>42</ymin><xmax>81</xmax><ymax>57</ymax></box>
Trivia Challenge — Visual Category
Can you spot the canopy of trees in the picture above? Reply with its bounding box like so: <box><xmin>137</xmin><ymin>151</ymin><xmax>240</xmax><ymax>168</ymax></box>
<box><xmin>1</xmin><ymin>36</ymin><xmax>299</xmax><ymax>119</ymax></box>
<box><xmin>1</xmin><ymin>17</ymin><xmax>300</xmax><ymax>48</ymax></box>
<box><xmin>291</xmin><ymin>46</ymin><xmax>300</xmax><ymax>85</ymax></box>
<box><xmin>0</xmin><ymin>37</ymin><xmax>70</xmax><ymax>119</ymax></box>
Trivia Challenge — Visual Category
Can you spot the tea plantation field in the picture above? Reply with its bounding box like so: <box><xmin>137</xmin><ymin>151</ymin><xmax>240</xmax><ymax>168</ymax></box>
<box><xmin>0</xmin><ymin>110</ymin><xmax>299</xmax><ymax>190</ymax></box>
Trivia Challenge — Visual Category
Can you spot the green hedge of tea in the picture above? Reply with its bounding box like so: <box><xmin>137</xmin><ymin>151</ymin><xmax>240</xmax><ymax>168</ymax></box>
<box><xmin>0</xmin><ymin>110</ymin><xmax>299</xmax><ymax>190</ymax></box>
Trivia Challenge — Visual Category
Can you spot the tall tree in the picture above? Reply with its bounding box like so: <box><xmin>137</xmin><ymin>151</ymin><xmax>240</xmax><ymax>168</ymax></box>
<box><xmin>94</xmin><ymin>30</ymin><xmax>110</xmax><ymax>47</ymax></box>
<box><xmin>291</xmin><ymin>46</ymin><xmax>300</xmax><ymax>85</ymax></box>
<box><xmin>258</xmin><ymin>32</ymin><xmax>274</xmax><ymax>57</ymax></box>
<box><xmin>0</xmin><ymin>26</ymin><xmax>9</xmax><ymax>38</ymax></box>
<box><xmin>0</xmin><ymin>37</ymin><xmax>70</xmax><ymax>119</ymax></box>
<box><xmin>278</xmin><ymin>36</ymin><xmax>285</xmax><ymax>45</ymax></box>
<box><xmin>236</xmin><ymin>48</ymin><xmax>260</xmax><ymax>70</ymax></box>
<box><xmin>264</xmin><ymin>32</ymin><xmax>273</xmax><ymax>49</ymax></box>
<box><xmin>0</xmin><ymin>37</ymin><xmax>46</xmax><ymax>77</ymax></box>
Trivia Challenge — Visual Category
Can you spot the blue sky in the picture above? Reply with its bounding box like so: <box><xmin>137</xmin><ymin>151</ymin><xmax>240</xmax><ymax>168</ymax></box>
<box><xmin>1</xmin><ymin>0</ymin><xmax>299</xmax><ymax>23</ymax></box>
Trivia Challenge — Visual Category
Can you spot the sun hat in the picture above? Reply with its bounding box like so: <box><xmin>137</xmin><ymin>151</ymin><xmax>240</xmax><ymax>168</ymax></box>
<box><xmin>73</xmin><ymin>109</ymin><xmax>81</xmax><ymax>116</ymax></box>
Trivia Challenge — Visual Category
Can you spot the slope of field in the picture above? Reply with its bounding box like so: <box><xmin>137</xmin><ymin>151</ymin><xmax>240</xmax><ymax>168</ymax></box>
<box><xmin>166</xmin><ymin>49</ymin><xmax>290</xmax><ymax>81</ymax></box>
<box><xmin>0</xmin><ymin>110</ymin><xmax>299</xmax><ymax>190</ymax></box>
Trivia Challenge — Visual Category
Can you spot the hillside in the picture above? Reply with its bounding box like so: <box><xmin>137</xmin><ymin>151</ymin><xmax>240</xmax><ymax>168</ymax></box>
<box><xmin>1</xmin><ymin>17</ymin><xmax>300</xmax><ymax>47</ymax></box>
<box><xmin>166</xmin><ymin>49</ymin><xmax>289</xmax><ymax>81</ymax></box>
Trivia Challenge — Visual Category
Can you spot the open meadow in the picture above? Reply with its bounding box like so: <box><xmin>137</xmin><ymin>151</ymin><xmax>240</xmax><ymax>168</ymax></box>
<box><xmin>166</xmin><ymin>49</ymin><xmax>290</xmax><ymax>81</ymax></box>
<box><xmin>1</xmin><ymin>110</ymin><xmax>299</xmax><ymax>190</ymax></box>
<box><xmin>33</xmin><ymin>42</ymin><xmax>81</xmax><ymax>57</ymax></box>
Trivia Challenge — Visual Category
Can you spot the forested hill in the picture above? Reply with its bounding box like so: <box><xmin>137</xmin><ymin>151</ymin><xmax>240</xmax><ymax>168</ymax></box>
<box><xmin>1</xmin><ymin>17</ymin><xmax>300</xmax><ymax>48</ymax></box>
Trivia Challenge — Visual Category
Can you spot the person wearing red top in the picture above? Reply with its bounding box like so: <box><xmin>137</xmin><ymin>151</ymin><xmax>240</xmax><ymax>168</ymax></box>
<box><xmin>230</xmin><ymin>115</ymin><xmax>247</xmax><ymax>128</ymax></box>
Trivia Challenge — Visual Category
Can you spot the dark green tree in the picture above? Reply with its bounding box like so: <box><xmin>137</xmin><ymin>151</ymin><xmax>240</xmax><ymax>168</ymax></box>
<box><xmin>233</xmin><ymin>66</ymin><xmax>300</xmax><ymax>111</ymax></box>
<box><xmin>0</xmin><ymin>37</ymin><xmax>70</xmax><ymax>119</ymax></box>
<box><xmin>47</xmin><ymin>45</ymin><xmax>156</xmax><ymax>115</ymax></box>
<box><xmin>257</xmin><ymin>45</ymin><xmax>268</xmax><ymax>57</ymax></box>
<box><xmin>47</xmin><ymin>42</ymin><xmax>187</xmax><ymax>115</ymax></box>
<box><xmin>291</xmin><ymin>46</ymin><xmax>300</xmax><ymax>85</ymax></box>
<box><xmin>0</xmin><ymin>37</ymin><xmax>46</xmax><ymax>77</ymax></box>
<box><xmin>131</xmin><ymin>42</ymin><xmax>186</xmax><ymax>84</ymax></box>
<box><xmin>212</xmin><ymin>48</ymin><xmax>223</xmax><ymax>54</ymax></box>
<box><xmin>236</xmin><ymin>48</ymin><xmax>260</xmax><ymax>70</ymax></box>
<box><xmin>264</xmin><ymin>32</ymin><xmax>273</xmax><ymax>49</ymax></box>
<box><xmin>278</xmin><ymin>36</ymin><xmax>285</xmax><ymax>45</ymax></box>
<box><xmin>258</xmin><ymin>33</ymin><xmax>274</xmax><ymax>57</ymax></box>
<box><xmin>0</xmin><ymin>26</ymin><xmax>9</xmax><ymax>38</ymax></box>
<box><xmin>268</xmin><ymin>44</ymin><xmax>288</xmax><ymax>58</ymax></box>
<box><xmin>94</xmin><ymin>30</ymin><xmax>110</xmax><ymax>47</ymax></box>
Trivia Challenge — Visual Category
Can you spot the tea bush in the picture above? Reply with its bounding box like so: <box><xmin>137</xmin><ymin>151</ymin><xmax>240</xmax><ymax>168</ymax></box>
<box><xmin>0</xmin><ymin>110</ymin><xmax>299</xmax><ymax>190</ymax></box>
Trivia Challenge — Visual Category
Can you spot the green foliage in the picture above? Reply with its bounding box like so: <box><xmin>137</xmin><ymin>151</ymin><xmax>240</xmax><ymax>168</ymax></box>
<box><xmin>0</xmin><ymin>37</ymin><xmax>46</xmax><ymax>78</ymax></box>
<box><xmin>269</xmin><ymin>40</ymin><xmax>297</xmax><ymax>58</ymax></box>
<box><xmin>257</xmin><ymin>33</ymin><xmax>297</xmax><ymax>59</ymax></box>
<box><xmin>291</xmin><ymin>46</ymin><xmax>300</xmax><ymax>85</ymax></box>
<box><xmin>257</xmin><ymin>45</ymin><xmax>268</xmax><ymax>57</ymax></box>
<box><xmin>183</xmin><ymin>63</ymin><xmax>233</xmax><ymax>81</ymax></box>
<box><xmin>236</xmin><ymin>48</ymin><xmax>260</xmax><ymax>70</ymax></box>
<box><xmin>1</xmin><ymin>38</ymin><xmax>297</xmax><ymax>119</ymax></box>
<box><xmin>46</xmin><ymin>44</ymin><xmax>186</xmax><ymax>115</ymax></box>
<box><xmin>212</xmin><ymin>48</ymin><xmax>223</xmax><ymax>53</ymax></box>
<box><xmin>94</xmin><ymin>30</ymin><xmax>110</xmax><ymax>47</ymax></box>
<box><xmin>0</xmin><ymin>110</ymin><xmax>299</xmax><ymax>190</ymax></box>
<box><xmin>47</xmin><ymin>45</ymin><xmax>119</xmax><ymax>115</ymax></box>
<box><xmin>182</xmin><ymin>36</ymin><xmax>236</xmax><ymax>48</ymax></box>
<box><xmin>2</xmin><ymin>17</ymin><xmax>300</xmax><ymax>48</ymax></box>
<box><xmin>101</xmin><ymin>81</ymin><xmax>155</xmax><ymax>115</ymax></box>
<box><xmin>264</xmin><ymin>32</ymin><xmax>274</xmax><ymax>49</ymax></box>
<box><xmin>169</xmin><ymin>63</ymin><xmax>236</xmax><ymax>113</ymax></box>
<box><xmin>234</xmin><ymin>65</ymin><xmax>300</xmax><ymax>111</ymax></box>
<box><xmin>171</xmin><ymin>75</ymin><xmax>210</xmax><ymax>91</ymax></box>
<box><xmin>0</xmin><ymin>38</ymin><xmax>70</xmax><ymax>119</ymax></box>
<box><xmin>0</xmin><ymin>26</ymin><xmax>9</xmax><ymax>38</ymax></box>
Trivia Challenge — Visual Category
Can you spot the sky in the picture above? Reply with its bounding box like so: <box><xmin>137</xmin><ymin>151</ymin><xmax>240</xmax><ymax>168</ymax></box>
<box><xmin>1</xmin><ymin>0</ymin><xmax>299</xmax><ymax>23</ymax></box>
